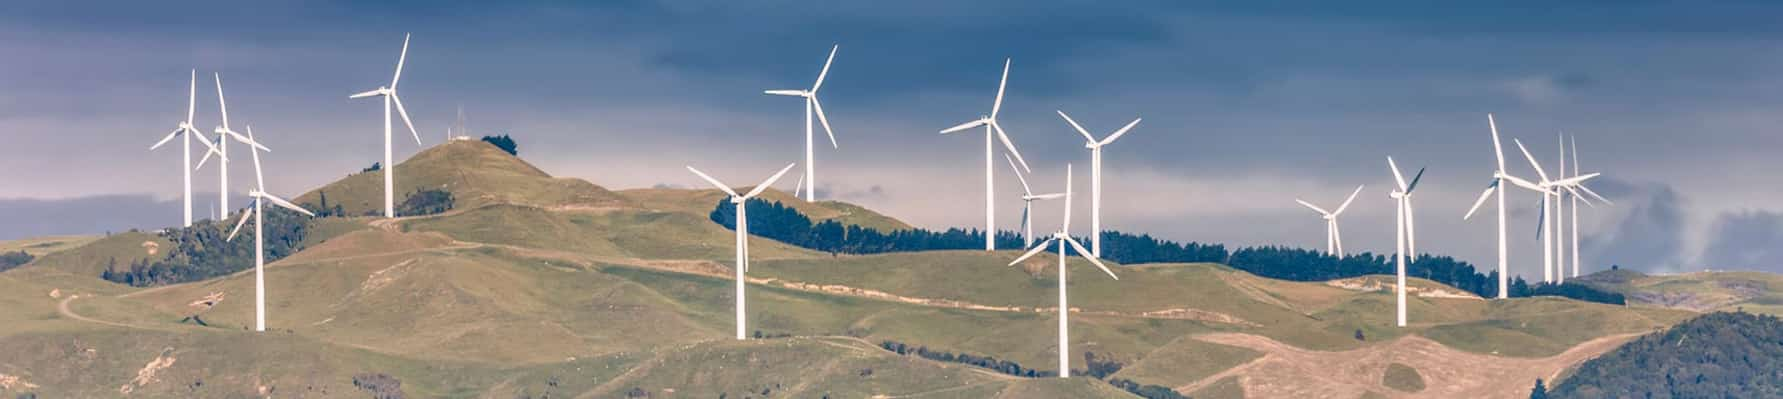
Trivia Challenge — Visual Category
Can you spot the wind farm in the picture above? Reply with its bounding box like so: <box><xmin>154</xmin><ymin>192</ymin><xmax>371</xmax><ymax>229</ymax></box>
<box><xmin>6</xmin><ymin>4</ymin><xmax>1783</xmax><ymax>398</ymax></box>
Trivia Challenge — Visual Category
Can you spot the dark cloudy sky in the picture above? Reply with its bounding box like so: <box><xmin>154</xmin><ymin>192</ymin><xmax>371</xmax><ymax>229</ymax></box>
<box><xmin>4</xmin><ymin>1</ymin><xmax>1782</xmax><ymax>276</ymax></box>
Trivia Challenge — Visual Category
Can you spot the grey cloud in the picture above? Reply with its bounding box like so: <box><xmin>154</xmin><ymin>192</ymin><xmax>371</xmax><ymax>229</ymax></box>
<box><xmin>1581</xmin><ymin>180</ymin><xmax>1687</xmax><ymax>273</ymax></box>
<box><xmin>0</xmin><ymin>193</ymin><xmax>242</xmax><ymax>240</ymax></box>
<box><xmin>1698</xmin><ymin>210</ymin><xmax>1783</xmax><ymax>272</ymax></box>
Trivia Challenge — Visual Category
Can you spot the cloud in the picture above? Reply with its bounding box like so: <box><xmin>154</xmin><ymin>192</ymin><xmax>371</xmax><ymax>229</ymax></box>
<box><xmin>1581</xmin><ymin>179</ymin><xmax>1687</xmax><ymax>273</ymax></box>
<box><xmin>1697</xmin><ymin>210</ymin><xmax>1783</xmax><ymax>272</ymax></box>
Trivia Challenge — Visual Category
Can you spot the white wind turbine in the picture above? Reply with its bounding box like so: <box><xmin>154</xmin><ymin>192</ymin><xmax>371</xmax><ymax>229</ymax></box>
<box><xmin>224</xmin><ymin>127</ymin><xmax>315</xmax><ymax>332</ymax></box>
<box><xmin>195</xmin><ymin>74</ymin><xmax>269</xmax><ymax>213</ymax></box>
<box><xmin>1511</xmin><ymin>138</ymin><xmax>1599</xmax><ymax>284</ymax></box>
<box><xmin>1056</xmin><ymin>111</ymin><xmax>1140</xmax><ymax>256</ymax></box>
<box><xmin>1007</xmin><ymin>154</ymin><xmax>1065</xmax><ymax>248</ymax></box>
<box><xmin>1463</xmin><ymin>114</ymin><xmax>1542</xmax><ymax>298</ymax></box>
<box><xmin>1387</xmin><ymin>157</ymin><xmax>1424</xmax><ymax>327</ymax></box>
<box><xmin>148</xmin><ymin>70</ymin><xmax>220</xmax><ymax>227</ymax></box>
<box><xmin>941</xmin><ymin>59</ymin><xmax>1032</xmax><ymax>251</ymax></box>
<box><xmin>349</xmin><ymin>33</ymin><xmax>424</xmax><ymax>218</ymax></box>
<box><xmin>687</xmin><ymin>163</ymin><xmax>797</xmax><ymax>340</ymax></box>
<box><xmin>1566</xmin><ymin>136</ymin><xmax>1612</xmax><ymax>278</ymax></box>
<box><xmin>765</xmin><ymin>45</ymin><xmax>840</xmax><ymax>202</ymax></box>
<box><xmin>1294</xmin><ymin>185</ymin><xmax>1364</xmax><ymax>259</ymax></box>
<box><xmin>1006</xmin><ymin>164</ymin><xmax>1119</xmax><ymax>378</ymax></box>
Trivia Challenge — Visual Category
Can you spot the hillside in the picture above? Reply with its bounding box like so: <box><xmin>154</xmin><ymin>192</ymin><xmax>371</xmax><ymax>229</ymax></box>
<box><xmin>1575</xmin><ymin>269</ymin><xmax>1783</xmax><ymax>315</ymax></box>
<box><xmin>1548</xmin><ymin>312</ymin><xmax>1783</xmax><ymax>398</ymax></box>
<box><xmin>0</xmin><ymin>139</ymin><xmax>1719</xmax><ymax>398</ymax></box>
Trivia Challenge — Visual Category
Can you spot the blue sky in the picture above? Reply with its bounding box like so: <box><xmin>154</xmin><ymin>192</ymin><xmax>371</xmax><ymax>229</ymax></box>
<box><xmin>5</xmin><ymin>1</ymin><xmax>1783</xmax><ymax>275</ymax></box>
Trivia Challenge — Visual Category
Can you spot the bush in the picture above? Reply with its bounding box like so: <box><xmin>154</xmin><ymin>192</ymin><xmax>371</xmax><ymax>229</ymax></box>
<box><xmin>1550</xmin><ymin>312</ymin><xmax>1783</xmax><ymax>397</ymax></box>
<box><xmin>351</xmin><ymin>373</ymin><xmax>404</xmax><ymax>399</ymax></box>
<box><xmin>102</xmin><ymin>206</ymin><xmax>310</xmax><ymax>287</ymax></box>
<box><xmin>481</xmin><ymin>134</ymin><xmax>518</xmax><ymax>156</ymax></box>
<box><xmin>0</xmin><ymin>250</ymin><xmax>33</xmax><ymax>272</ymax></box>
<box><xmin>397</xmin><ymin>188</ymin><xmax>454</xmax><ymax>217</ymax></box>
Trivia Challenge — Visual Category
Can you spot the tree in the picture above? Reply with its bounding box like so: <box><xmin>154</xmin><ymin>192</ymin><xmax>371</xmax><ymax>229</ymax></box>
<box><xmin>481</xmin><ymin>134</ymin><xmax>518</xmax><ymax>156</ymax></box>
<box><xmin>1529</xmin><ymin>379</ymin><xmax>1548</xmax><ymax>399</ymax></box>
<box><xmin>362</xmin><ymin>162</ymin><xmax>381</xmax><ymax>173</ymax></box>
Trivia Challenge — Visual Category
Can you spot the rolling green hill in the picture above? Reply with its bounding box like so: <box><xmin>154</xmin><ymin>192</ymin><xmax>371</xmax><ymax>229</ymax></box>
<box><xmin>1575</xmin><ymin>269</ymin><xmax>1783</xmax><ymax>315</ymax></box>
<box><xmin>0</xmin><ymin>139</ymin><xmax>1722</xmax><ymax>398</ymax></box>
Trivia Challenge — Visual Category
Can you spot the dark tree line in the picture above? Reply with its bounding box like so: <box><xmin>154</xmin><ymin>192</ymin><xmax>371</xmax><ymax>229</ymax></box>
<box><xmin>0</xmin><ymin>250</ymin><xmax>33</xmax><ymax>272</ymax></box>
<box><xmin>712</xmin><ymin>198</ymin><xmax>1624</xmax><ymax>305</ymax></box>
<box><xmin>481</xmin><ymin>134</ymin><xmax>518</xmax><ymax>156</ymax></box>
<box><xmin>397</xmin><ymin>188</ymin><xmax>454</xmax><ymax>216</ymax></box>
<box><xmin>102</xmin><ymin>206</ymin><xmax>311</xmax><ymax>287</ymax></box>
<box><xmin>1547</xmin><ymin>312</ymin><xmax>1783</xmax><ymax>398</ymax></box>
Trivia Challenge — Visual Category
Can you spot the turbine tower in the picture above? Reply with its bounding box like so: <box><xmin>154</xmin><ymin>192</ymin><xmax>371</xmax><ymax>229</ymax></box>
<box><xmin>223</xmin><ymin>127</ymin><xmax>315</xmax><ymax>332</ymax></box>
<box><xmin>687</xmin><ymin>163</ymin><xmax>797</xmax><ymax>340</ymax></box>
<box><xmin>1056</xmin><ymin>111</ymin><xmax>1140</xmax><ymax>256</ymax></box>
<box><xmin>941</xmin><ymin>59</ymin><xmax>1032</xmax><ymax>251</ymax></box>
<box><xmin>195</xmin><ymin>74</ymin><xmax>268</xmax><ymax>213</ymax></box>
<box><xmin>1512</xmin><ymin>138</ymin><xmax>1599</xmax><ymax>284</ymax></box>
<box><xmin>1463</xmin><ymin>114</ymin><xmax>1539</xmax><ymax>298</ymax></box>
<box><xmin>1387</xmin><ymin>157</ymin><xmax>1424</xmax><ymax>327</ymax></box>
<box><xmin>349</xmin><ymin>33</ymin><xmax>424</xmax><ymax>218</ymax></box>
<box><xmin>1006</xmin><ymin>164</ymin><xmax>1119</xmax><ymax>378</ymax></box>
<box><xmin>765</xmin><ymin>45</ymin><xmax>840</xmax><ymax>202</ymax></box>
<box><xmin>148</xmin><ymin>70</ymin><xmax>219</xmax><ymax>227</ymax></box>
<box><xmin>1294</xmin><ymin>185</ymin><xmax>1363</xmax><ymax>258</ymax></box>
<box><xmin>1007</xmin><ymin>154</ymin><xmax>1064</xmax><ymax>248</ymax></box>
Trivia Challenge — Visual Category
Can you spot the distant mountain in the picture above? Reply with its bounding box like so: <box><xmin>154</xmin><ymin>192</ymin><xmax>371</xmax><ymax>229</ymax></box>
<box><xmin>1549</xmin><ymin>312</ymin><xmax>1783</xmax><ymax>398</ymax></box>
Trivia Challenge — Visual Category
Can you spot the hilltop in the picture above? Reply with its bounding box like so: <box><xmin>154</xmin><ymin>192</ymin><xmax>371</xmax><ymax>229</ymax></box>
<box><xmin>0</xmin><ymin>139</ymin><xmax>1718</xmax><ymax>398</ymax></box>
<box><xmin>1575</xmin><ymin>269</ymin><xmax>1783</xmax><ymax>315</ymax></box>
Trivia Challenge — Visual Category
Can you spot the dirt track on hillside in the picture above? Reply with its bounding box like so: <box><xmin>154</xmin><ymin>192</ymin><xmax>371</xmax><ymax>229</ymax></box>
<box><xmin>1177</xmin><ymin>332</ymin><xmax>1644</xmax><ymax>398</ymax></box>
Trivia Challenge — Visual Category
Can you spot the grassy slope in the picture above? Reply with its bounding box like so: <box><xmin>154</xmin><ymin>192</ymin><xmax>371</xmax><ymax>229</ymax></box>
<box><xmin>15</xmin><ymin>231</ymin><xmax>170</xmax><ymax>277</ymax></box>
<box><xmin>618</xmin><ymin>186</ymin><xmax>914</xmax><ymax>232</ymax></box>
<box><xmin>0</xmin><ymin>235</ymin><xmax>99</xmax><ymax>257</ymax></box>
<box><xmin>291</xmin><ymin>140</ymin><xmax>630</xmax><ymax>215</ymax></box>
<box><xmin>1576</xmin><ymin>269</ymin><xmax>1783</xmax><ymax>316</ymax></box>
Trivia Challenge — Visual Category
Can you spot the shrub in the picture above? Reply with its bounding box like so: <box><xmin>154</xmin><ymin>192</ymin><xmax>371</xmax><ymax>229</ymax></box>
<box><xmin>397</xmin><ymin>188</ymin><xmax>454</xmax><ymax>217</ymax></box>
<box><xmin>481</xmin><ymin>134</ymin><xmax>518</xmax><ymax>156</ymax></box>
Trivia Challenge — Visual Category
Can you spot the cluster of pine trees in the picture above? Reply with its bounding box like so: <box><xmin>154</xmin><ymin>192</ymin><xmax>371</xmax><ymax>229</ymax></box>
<box><xmin>711</xmin><ymin>198</ymin><xmax>1625</xmax><ymax>305</ymax></box>
<box><xmin>1545</xmin><ymin>311</ymin><xmax>1783</xmax><ymax>398</ymax></box>
<box><xmin>101</xmin><ymin>206</ymin><xmax>310</xmax><ymax>287</ymax></box>
<box><xmin>0</xmin><ymin>250</ymin><xmax>33</xmax><ymax>272</ymax></box>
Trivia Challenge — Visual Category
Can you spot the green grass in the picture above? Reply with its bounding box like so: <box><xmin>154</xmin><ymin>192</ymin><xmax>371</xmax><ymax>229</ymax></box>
<box><xmin>0</xmin><ymin>235</ymin><xmax>99</xmax><ymax>257</ymax></box>
<box><xmin>1189</xmin><ymin>375</ymin><xmax>1246</xmax><ymax>399</ymax></box>
<box><xmin>1382</xmin><ymin>362</ymin><xmax>1424</xmax><ymax>392</ymax></box>
<box><xmin>1113</xmin><ymin>336</ymin><xmax>1263</xmax><ymax>388</ymax></box>
<box><xmin>14</xmin><ymin>231</ymin><xmax>170</xmax><ymax>277</ymax></box>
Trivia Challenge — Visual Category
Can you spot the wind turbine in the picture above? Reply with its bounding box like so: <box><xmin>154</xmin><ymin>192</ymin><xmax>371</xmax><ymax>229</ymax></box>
<box><xmin>687</xmin><ymin>163</ymin><xmax>797</xmax><ymax>340</ymax></box>
<box><xmin>1007</xmin><ymin>154</ymin><xmax>1065</xmax><ymax>248</ymax></box>
<box><xmin>765</xmin><ymin>45</ymin><xmax>839</xmax><ymax>202</ymax></box>
<box><xmin>941</xmin><ymin>59</ymin><xmax>1032</xmax><ymax>251</ymax></box>
<box><xmin>349</xmin><ymin>33</ymin><xmax>424</xmax><ymax>218</ymax></box>
<box><xmin>224</xmin><ymin>127</ymin><xmax>315</xmax><ymax>332</ymax></box>
<box><xmin>148</xmin><ymin>70</ymin><xmax>220</xmax><ymax>227</ymax></box>
<box><xmin>1464</xmin><ymin>114</ymin><xmax>1541</xmax><ymax>298</ymax></box>
<box><xmin>1387</xmin><ymin>157</ymin><xmax>1424</xmax><ymax>327</ymax></box>
<box><xmin>1057</xmin><ymin>111</ymin><xmax>1140</xmax><ymax>256</ymax></box>
<box><xmin>1567</xmin><ymin>136</ymin><xmax>1612</xmax><ymax>278</ymax></box>
<box><xmin>1511</xmin><ymin>138</ymin><xmax>1599</xmax><ymax>284</ymax></box>
<box><xmin>1006</xmin><ymin>164</ymin><xmax>1119</xmax><ymax>378</ymax></box>
<box><xmin>195</xmin><ymin>74</ymin><xmax>269</xmax><ymax>214</ymax></box>
<box><xmin>1294</xmin><ymin>185</ymin><xmax>1364</xmax><ymax>258</ymax></box>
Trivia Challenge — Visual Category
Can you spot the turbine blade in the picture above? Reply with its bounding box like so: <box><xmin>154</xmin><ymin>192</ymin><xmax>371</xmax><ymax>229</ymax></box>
<box><xmin>392</xmin><ymin>94</ymin><xmax>423</xmax><ymax>146</ymax></box>
<box><xmin>939</xmin><ymin>119</ymin><xmax>986</xmax><ymax>134</ymax></box>
<box><xmin>246</xmin><ymin>126</ymin><xmax>263</xmax><ymax>190</ymax></box>
<box><xmin>1406</xmin><ymin>167</ymin><xmax>1426</xmax><ymax>193</ymax></box>
<box><xmin>391</xmin><ymin>33</ymin><xmax>410</xmax><ymax>89</ymax></box>
<box><xmin>1027</xmin><ymin>193</ymin><xmax>1067</xmax><ymax>200</ymax></box>
<box><xmin>1334</xmin><ymin>185</ymin><xmax>1365</xmax><ymax>215</ymax></box>
<box><xmin>1504</xmin><ymin>174</ymin><xmax>1545</xmax><ymax>192</ymax></box>
<box><xmin>1008</xmin><ymin>238</ymin><xmax>1056</xmax><ymax>265</ymax></box>
<box><xmin>1005</xmin><ymin>153</ymin><xmax>1033</xmax><ymax>194</ymax></box>
<box><xmin>991</xmin><ymin>58</ymin><xmax>1010</xmax><ymax>118</ymax></box>
<box><xmin>743</xmin><ymin>163</ymin><xmax>798</xmax><ymax>199</ymax></box>
<box><xmin>1387</xmin><ymin>157</ymin><xmax>1407</xmax><ymax>191</ymax></box>
<box><xmin>1099</xmin><ymin>118</ymin><xmax>1141</xmax><ymax>146</ymax></box>
<box><xmin>792</xmin><ymin>174</ymin><xmax>805</xmax><ymax>198</ymax></box>
<box><xmin>1513</xmin><ymin>138</ymin><xmax>1550</xmax><ymax>183</ymax></box>
<box><xmin>993</xmin><ymin>121</ymin><xmax>1031</xmax><ymax>173</ymax></box>
<box><xmin>1065</xmin><ymin>237</ymin><xmax>1118</xmax><ymax>280</ymax></box>
<box><xmin>1464</xmin><ymin>185</ymin><xmax>1494</xmax><ymax>220</ymax></box>
<box><xmin>1579</xmin><ymin>184</ymin><xmax>1613</xmax><ymax>205</ymax></box>
<box><xmin>1057</xmin><ymin>110</ymin><xmax>1097</xmax><ymax>143</ymax></box>
<box><xmin>1553</xmin><ymin>172</ymin><xmax>1601</xmax><ymax>187</ymax></box>
<box><xmin>1295</xmin><ymin>199</ymin><xmax>1330</xmax><ymax>216</ymax></box>
<box><xmin>214</xmin><ymin>73</ymin><xmax>229</xmax><ymax>129</ymax></box>
<box><xmin>150</xmin><ymin>129</ymin><xmax>181</xmax><ymax>150</ymax></box>
<box><xmin>227</xmin><ymin>204</ymin><xmax>254</xmax><ymax>241</ymax></box>
<box><xmin>686</xmin><ymin>166</ymin><xmax>740</xmax><ymax>197</ymax></box>
<box><xmin>811</xmin><ymin>44</ymin><xmax>837</xmax><ymax>92</ymax></box>
<box><xmin>763</xmin><ymin>89</ymin><xmax>804</xmax><ymax>96</ymax></box>
<box><xmin>259</xmin><ymin>192</ymin><xmax>317</xmax><ymax>217</ymax></box>
<box><xmin>227</xmin><ymin>129</ymin><xmax>269</xmax><ymax>152</ymax></box>
<box><xmin>187</xmin><ymin>69</ymin><xmax>197</xmax><ymax>125</ymax></box>
<box><xmin>195</xmin><ymin>143</ymin><xmax>218</xmax><ymax>170</ymax></box>
<box><xmin>1488</xmin><ymin>113</ymin><xmax>1505</xmax><ymax>171</ymax></box>
<box><xmin>1535</xmin><ymin>199</ymin><xmax>1546</xmax><ymax>240</ymax></box>
<box><xmin>191</xmin><ymin>128</ymin><xmax>220</xmax><ymax>153</ymax></box>
<box><xmin>812</xmin><ymin>97</ymin><xmax>837</xmax><ymax>149</ymax></box>
<box><xmin>349</xmin><ymin>89</ymin><xmax>383</xmax><ymax>99</ymax></box>
<box><xmin>1567</xmin><ymin>186</ymin><xmax>1597</xmax><ymax>208</ymax></box>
